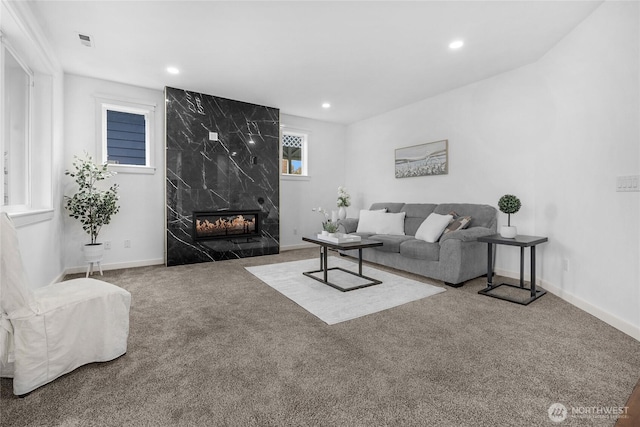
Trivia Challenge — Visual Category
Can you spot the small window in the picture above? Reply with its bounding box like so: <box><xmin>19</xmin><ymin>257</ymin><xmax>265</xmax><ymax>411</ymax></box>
<box><xmin>97</xmin><ymin>98</ymin><xmax>155</xmax><ymax>173</ymax></box>
<box><xmin>106</xmin><ymin>110</ymin><xmax>146</xmax><ymax>165</ymax></box>
<box><xmin>281</xmin><ymin>130</ymin><xmax>308</xmax><ymax>176</ymax></box>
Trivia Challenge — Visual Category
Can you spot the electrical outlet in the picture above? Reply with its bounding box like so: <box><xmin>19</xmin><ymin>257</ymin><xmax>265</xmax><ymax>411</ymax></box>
<box><xmin>293</xmin><ymin>228</ymin><xmax>298</xmax><ymax>235</ymax></box>
<box><xmin>124</xmin><ymin>240</ymin><xmax>131</xmax><ymax>248</ymax></box>
<box><xmin>104</xmin><ymin>241</ymin><xmax>111</xmax><ymax>250</ymax></box>
<box><xmin>563</xmin><ymin>259</ymin><xmax>569</xmax><ymax>272</ymax></box>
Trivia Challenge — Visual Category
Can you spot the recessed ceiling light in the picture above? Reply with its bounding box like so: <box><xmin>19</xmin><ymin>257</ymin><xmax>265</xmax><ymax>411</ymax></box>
<box><xmin>167</xmin><ymin>67</ymin><xmax>180</xmax><ymax>74</ymax></box>
<box><xmin>322</xmin><ymin>102</ymin><xmax>331</xmax><ymax>109</ymax></box>
<box><xmin>449</xmin><ymin>40</ymin><xmax>464</xmax><ymax>50</ymax></box>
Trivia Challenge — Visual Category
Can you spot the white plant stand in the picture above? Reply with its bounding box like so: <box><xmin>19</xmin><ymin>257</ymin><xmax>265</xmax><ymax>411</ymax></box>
<box><xmin>84</xmin><ymin>243</ymin><xmax>105</xmax><ymax>278</ymax></box>
<box><xmin>86</xmin><ymin>261</ymin><xmax>103</xmax><ymax>278</ymax></box>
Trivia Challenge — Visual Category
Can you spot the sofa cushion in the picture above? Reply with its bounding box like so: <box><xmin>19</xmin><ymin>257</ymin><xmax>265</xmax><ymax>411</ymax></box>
<box><xmin>369</xmin><ymin>235</ymin><xmax>414</xmax><ymax>253</ymax></box>
<box><xmin>337</xmin><ymin>217</ymin><xmax>359</xmax><ymax>234</ymax></box>
<box><xmin>400</xmin><ymin>239</ymin><xmax>440</xmax><ymax>261</ymax></box>
<box><xmin>415</xmin><ymin>213</ymin><xmax>453</xmax><ymax>243</ymax></box>
<box><xmin>353</xmin><ymin>232</ymin><xmax>375</xmax><ymax>239</ymax></box>
<box><xmin>401</xmin><ymin>204</ymin><xmax>439</xmax><ymax>236</ymax></box>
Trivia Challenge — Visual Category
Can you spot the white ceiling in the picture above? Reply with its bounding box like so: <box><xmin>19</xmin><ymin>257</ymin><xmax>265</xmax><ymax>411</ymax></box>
<box><xmin>29</xmin><ymin>0</ymin><xmax>603</xmax><ymax>124</ymax></box>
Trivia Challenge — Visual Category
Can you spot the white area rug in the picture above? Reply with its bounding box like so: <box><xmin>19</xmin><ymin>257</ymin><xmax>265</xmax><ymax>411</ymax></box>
<box><xmin>246</xmin><ymin>256</ymin><xmax>445</xmax><ymax>325</ymax></box>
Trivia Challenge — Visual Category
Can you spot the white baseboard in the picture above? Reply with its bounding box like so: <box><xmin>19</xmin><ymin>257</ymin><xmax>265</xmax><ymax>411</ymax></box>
<box><xmin>64</xmin><ymin>258</ymin><xmax>165</xmax><ymax>276</ymax></box>
<box><xmin>495</xmin><ymin>268</ymin><xmax>640</xmax><ymax>342</ymax></box>
<box><xmin>541</xmin><ymin>279</ymin><xmax>640</xmax><ymax>342</ymax></box>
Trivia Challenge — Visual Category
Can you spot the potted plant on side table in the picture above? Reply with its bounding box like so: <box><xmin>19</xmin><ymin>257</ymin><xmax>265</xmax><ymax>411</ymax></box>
<box><xmin>65</xmin><ymin>153</ymin><xmax>120</xmax><ymax>276</ymax></box>
<box><xmin>498</xmin><ymin>194</ymin><xmax>521</xmax><ymax>238</ymax></box>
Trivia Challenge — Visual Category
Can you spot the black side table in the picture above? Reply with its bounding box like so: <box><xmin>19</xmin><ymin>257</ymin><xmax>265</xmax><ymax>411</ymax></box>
<box><xmin>477</xmin><ymin>234</ymin><xmax>548</xmax><ymax>305</ymax></box>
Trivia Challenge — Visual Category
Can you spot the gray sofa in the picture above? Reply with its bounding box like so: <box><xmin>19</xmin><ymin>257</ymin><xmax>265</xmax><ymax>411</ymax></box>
<box><xmin>338</xmin><ymin>202</ymin><xmax>497</xmax><ymax>287</ymax></box>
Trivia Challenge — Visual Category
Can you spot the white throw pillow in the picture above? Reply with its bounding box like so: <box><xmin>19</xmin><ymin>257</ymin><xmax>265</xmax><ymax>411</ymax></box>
<box><xmin>376</xmin><ymin>212</ymin><xmax>406</xmax><ymax>235</ymax></box>
<box><xmin>356</xmin><ymin>210</ymin><xmax>383</xmax><ymax>233</ymax></box>
<box><xmin>356</xmin><ymin>210</ymin><xmax>405</xmax><ymax>235</ymax></box>
<box><xmin>415</xmin><ymin>213</ymin><xmax>453</xmax><ymax>243</ymax></box>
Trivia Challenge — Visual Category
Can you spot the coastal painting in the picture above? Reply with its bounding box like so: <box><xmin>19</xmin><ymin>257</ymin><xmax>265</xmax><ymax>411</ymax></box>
<box><xmin>395</xmin><ymin>139</ymin><xmax>448</xmax><ymax>178</ymax></box>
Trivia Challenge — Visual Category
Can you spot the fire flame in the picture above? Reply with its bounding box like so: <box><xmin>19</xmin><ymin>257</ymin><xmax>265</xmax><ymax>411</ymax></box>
<box><xmin>196</xmin><ymin>215</ymin><xmax>256</xmax><ymax>236</ymax></box>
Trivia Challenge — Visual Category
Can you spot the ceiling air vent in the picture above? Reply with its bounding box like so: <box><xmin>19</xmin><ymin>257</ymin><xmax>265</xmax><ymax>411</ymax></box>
<box><xmin>78</xmin><ymin>33</ymin><xmax>93</xmax><ymax>48</ymax></box>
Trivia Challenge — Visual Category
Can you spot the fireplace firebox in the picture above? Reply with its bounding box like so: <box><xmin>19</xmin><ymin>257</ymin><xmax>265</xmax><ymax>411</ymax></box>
<box><xmin>193</xmin><ymin>210</ymin><xmax>261</xmax><ymax>241</ymax></box>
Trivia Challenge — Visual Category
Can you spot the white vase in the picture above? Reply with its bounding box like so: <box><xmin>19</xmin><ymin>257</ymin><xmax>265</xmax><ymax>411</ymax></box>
<box><xmin>500</xmin><ymin>226</ymin><xmax>517</xmax><ymax>239</ymax></box>
<box><xmin>321</xmin><ymin>230</ymin><xmax>329</xmax><ymax>236</ymax></box>
<box><xmin>338</xmin><ymin>206</ymin><xmax>347</xmax><ymax>220</ymax></box>
<box><xmin>84</xmin><ymin>243</ymin><xmax>105</xmax><ymax>263</ymax></box>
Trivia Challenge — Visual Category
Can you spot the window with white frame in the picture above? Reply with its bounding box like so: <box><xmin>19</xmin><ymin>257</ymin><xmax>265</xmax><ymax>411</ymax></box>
<box><xmin>1</xmin><ymin>38</ymin><xmax>32</xmax><ymax>208</ymax></box>
<box><xmin>281</xmin><ymin>130</ymin><xmax>308</xmax><ymax>176</ymax></box>
<box><xmin>1</xmin><ymin>3</ymin><xmax>57</xmax><ymax>224</ymax></box>
<box><xmin>97</xmin><ymin>99</ymin><xmax>155</xmax><ymax>172</ymax></box>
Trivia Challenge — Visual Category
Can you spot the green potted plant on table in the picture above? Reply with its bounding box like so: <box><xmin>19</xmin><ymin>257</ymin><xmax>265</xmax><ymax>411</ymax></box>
<box><xmin>322</xmin><ymin>220</ymin><xmax>340</xmax><ymax>236</ymax></box>
<box><xmin>313</xmin><ymin>207</ymin><xmax>340</xmax><ymax>237</ymax></box>
<box><xmin>65</xmin><ymin>153</ymin><xmax>120</xmax><ymax>274</ymax></box>
<box><xmin>498</xmin><ymin>194</ymin><xmax>521</xmax><ymax>238</ymax></box>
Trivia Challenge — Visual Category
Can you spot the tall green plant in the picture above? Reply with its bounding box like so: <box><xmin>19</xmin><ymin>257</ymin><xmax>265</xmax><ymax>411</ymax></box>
<box><xmin>65</xmin><ymin>154</ymin><xmax>120</xmax><ymax>244</ymax></box>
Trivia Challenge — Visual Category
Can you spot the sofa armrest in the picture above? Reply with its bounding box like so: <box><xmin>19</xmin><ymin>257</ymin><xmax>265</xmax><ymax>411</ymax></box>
<box><xmin>337</xmin><ymin>218</ymin><xmax>359</xmax><ymax>234</ymax></box>
<box><xmin>439</xmin><ymin>226</ymin><xmax>494</xmax><ymax>243</ymax></box>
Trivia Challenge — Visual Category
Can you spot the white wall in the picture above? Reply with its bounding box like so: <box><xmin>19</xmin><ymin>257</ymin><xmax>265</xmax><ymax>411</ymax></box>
<box><xmin>345</xmin><ymin>1</ymin><xmax>639</xmax><ymax>339</ymax></box>
<box><xmin>533</xmin><ymin>1</ymin><xmax>639</xmax><ymax>338</ymax></box>
<box><xmin>280</xmin><ymin>114</ymin><xmax>347</xmax><ymax>249</ymax></box>
<box><xmin>63</xmin><ymin>75</ymin><xmax>165</xmax><ymax>272</ymax></box>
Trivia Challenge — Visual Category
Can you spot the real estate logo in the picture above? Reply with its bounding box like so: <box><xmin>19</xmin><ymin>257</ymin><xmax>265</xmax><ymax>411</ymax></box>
<box><xmin>547</xmin><ymin>403</ymin><xmax>629</xmax><ymax>423</ymax></box>
<box><xmin>548</xmin><ymin>403</ymin><xmax>568</xmax><ymax>423</ymax></box>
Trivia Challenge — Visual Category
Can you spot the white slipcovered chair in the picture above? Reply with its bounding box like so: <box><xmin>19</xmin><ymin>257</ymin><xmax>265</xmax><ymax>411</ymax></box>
<box><xmin>0</xmin><ymin>212</ymin><xmax>131</xmax><ymax>396</ymax></box>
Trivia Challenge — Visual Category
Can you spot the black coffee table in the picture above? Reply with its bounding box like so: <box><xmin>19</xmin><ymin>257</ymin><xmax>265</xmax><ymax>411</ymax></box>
<box><xmin>302</xmin><ymin>235</ymin><xmax>383</xmax><ymax>292</ymax></box>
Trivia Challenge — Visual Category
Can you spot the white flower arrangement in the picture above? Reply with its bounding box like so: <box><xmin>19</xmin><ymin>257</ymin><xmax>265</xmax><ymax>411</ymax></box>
<box><xmin>337</xmin><ymin>186</ymin><xmax>351</xmax><ymax>208</ymax></box>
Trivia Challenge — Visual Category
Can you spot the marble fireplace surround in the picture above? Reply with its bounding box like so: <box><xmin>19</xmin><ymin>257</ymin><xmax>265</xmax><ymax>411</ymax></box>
<box><xmin>165</xmin><ymin>87</ymin><xmax>280</xmax><ymax>266</ymax></box>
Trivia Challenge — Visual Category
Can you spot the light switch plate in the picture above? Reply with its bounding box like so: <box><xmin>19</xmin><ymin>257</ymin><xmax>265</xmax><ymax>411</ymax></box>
<box><xmin>616</xmin><ymin>175</ymin><xmax>640</xmax><ymax>192</ymax></box>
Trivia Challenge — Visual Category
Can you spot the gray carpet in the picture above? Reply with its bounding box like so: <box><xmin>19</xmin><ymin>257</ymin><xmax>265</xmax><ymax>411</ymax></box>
<box><xmin>245</xmin><ymin>256</ymin><xmax>445</xmax><ymax>324</ymax></box>
<box><xmin>1</xmin><ymin>248</ymin><xmax>639</xmax><ymax>426</ymax></box>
